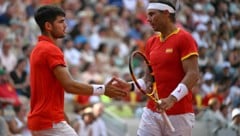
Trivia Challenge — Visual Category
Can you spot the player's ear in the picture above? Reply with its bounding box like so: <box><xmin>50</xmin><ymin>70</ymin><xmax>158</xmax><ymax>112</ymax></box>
<box><xmin>45</xmin><ymin>22</ymin><xmax>52</xmax><ymax>31</ymax></box>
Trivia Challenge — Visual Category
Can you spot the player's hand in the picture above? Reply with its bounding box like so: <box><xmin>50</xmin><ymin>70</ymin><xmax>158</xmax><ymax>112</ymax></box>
<box><xmin>156</xmin><ymin>95</ymin><xmax>177</xmax><ymax>112</ymax></box>
<box><xmin>104</xmin><ymin>77</ymin><xmax>128</xmax><ymax>98</ymax></box>
<box><xmin>111</xmin><ymin>77</ymin><xmax>132</xmax><ymax>92</ymax></box>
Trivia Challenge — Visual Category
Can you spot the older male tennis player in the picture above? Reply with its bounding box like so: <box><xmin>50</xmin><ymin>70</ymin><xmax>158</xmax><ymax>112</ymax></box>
<box><xmin>127</xmin><ymin>0</ymin><xmax>199</xmax><ymax>136</ymax></box>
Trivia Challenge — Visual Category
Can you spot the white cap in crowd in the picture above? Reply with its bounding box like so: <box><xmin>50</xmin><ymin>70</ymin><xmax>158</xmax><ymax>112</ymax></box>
<box><xmin>231</xmin><ymin>108</ymin><xmax>240</xmax><ymax>120</ymax></box>
<box><xmin>221</xmin><ymin>61</ymin><xmax>231</xmax><ymax>69</ymax></box>
<box><xmin>196</xmin><ymin>23</ymin><xmax>207</xmax><ymax>32</ymax></box>
<box><xmin>203</xmin><ymin>72</ymin><xmax>213</xmax><ymax>81</ymax></box>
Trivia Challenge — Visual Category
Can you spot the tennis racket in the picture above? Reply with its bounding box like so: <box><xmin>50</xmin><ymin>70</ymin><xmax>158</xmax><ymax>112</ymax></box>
<box><xmin>129</xmin><ymin>51</ymin><xmax>175</xmax><ymax>132</ymax></box>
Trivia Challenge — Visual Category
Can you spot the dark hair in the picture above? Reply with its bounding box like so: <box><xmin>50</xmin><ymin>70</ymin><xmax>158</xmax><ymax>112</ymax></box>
<box><xmin>15</xmin><ymin>58</ymin><xmax>26</xmax><ymax>69</ymax></box>
<box><xmin>34</xmin><ymin>5</ymin><xmax>65</xmax><ymax>32</ymax></box>
<box><xmin>169</xmin><ymin>13</ymin><xmax>176</xmax><ymax>23</ymax></box>
<box><xmin>13</xmin><ymin>105</ymin><xmax>21</xmax><ymax>113</ymax></box>
<box><xmin>97</xmin><ymin>43</ymin><xmax>107</xmax><ymax>52</ymax></box>
<box><xmin>220</xmin><ymin>104</ymin><xmax>227</xmax><ymax>112</ymax></box>
<box><xmin>22</xmin><ymin>44</ymin><xmax>30</xmax><ymax>52</ymax></box>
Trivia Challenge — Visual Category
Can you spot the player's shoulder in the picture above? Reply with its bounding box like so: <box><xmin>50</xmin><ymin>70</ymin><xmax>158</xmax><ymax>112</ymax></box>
<box><xmin>33</xmin><ymin>41</ymin><xmax>61</xmax><ymax>57</ymax></box>
<box><xmin>178</xmin><ymin>27</ymin><xmax>194</xmax><ymax>37</ymax></box>
<box><xmin>38</xmin><ymin>40</ymin><xmax>59</xmax><ymax>51</ymax></box>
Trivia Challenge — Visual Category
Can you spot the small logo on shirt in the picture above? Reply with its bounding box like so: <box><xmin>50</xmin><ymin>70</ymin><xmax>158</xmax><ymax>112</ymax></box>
<box><xmin>165</xmin><ymin>48</ymin><xmax>173</xmax><ymax>53</ymax></box>
<box><xmin>97</xmin><ymin>87</ymin><xmax>103</xmax><ymax>91</ymax></box>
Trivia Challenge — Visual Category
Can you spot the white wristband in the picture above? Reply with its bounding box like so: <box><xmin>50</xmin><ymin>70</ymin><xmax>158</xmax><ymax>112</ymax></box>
<box><xmin>92</xmin><ymin>84</ymin><xmax>105</xmax><ymax>95</ymax></box>
<box><xmin>170</xmin><ymin>83</ymin><xmax>188</xmax><ymax>101</ymax></box>
<box><xmin>129</xmin><ymin>79</ymin><xmax>146</xmax><ymax>92</ymax></box>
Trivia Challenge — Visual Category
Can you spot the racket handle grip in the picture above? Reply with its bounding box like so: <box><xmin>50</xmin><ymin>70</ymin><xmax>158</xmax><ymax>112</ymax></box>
<box><xmin>161</xmin><ymin>112</ymin><xmax>175</xmax><ymax>132</ymax></box>
<box><xmin>157</xmin><ymin>100</ymin><xmax>175</xmax><ymax>132</ymax></box>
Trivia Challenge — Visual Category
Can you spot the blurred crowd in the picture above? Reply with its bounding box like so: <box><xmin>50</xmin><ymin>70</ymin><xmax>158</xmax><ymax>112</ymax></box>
<box><xmin>0</xmin><ymin>0</ymin><xmax>240</xmax><ymax>135</ymax></box>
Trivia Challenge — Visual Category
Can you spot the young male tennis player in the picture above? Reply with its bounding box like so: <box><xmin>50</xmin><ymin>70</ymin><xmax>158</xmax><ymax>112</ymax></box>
<box><xmin>27</xmin><ymin>5</ymin><xmax>127</xmax><ymax>136</ymax></box>
<box><xmin>128</xmin><ymin>0</ymin><xmax>200</xmax><ymax>135</ymax></box>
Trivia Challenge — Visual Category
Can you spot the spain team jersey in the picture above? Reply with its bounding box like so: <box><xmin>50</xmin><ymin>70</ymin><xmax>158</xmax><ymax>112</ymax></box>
<box><xmin>27</xmin><ymin>36</ymin><xmax>66</xmax><ymax>130</ymax></box>
<box><xmin>145</xmin><ymin>28</ymin><xmax>198</xmax><ymax>115</ymax></box>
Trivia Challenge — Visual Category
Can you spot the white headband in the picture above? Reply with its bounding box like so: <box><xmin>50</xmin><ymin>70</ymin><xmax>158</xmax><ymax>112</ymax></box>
<box><xmin>147</xmin><ymin>3</ymin><xmax>175</xmax><ymax>13</ymax></box>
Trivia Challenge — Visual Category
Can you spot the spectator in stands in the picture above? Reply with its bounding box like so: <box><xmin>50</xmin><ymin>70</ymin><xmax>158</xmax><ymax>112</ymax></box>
<box><xmin>80</xmin><ymin>62</ymin><xmax>103</xmax><ymax>84</ymax></box>
<box><xmin>0</xmin><ymin>68</ymin><xmax>21</xmax><ymax>106</ymax></box>
<box><xmin>192</xmin><ymin>3</ymin><xmax>210</xmax><ymax>25</ymax></box>
<box><xmin>74</xmin><ymin>106</ymin><xmax>95</xmax><ymax>136</ymax></box>
<box><xmin>197</xmin><ymin>98</ymin><xmax>227</xmax><ymax>131</ymax></box>
<box><xmin>0</xmin><ymin>103</ymin><xmax>12</xmax><ymax>136</ymax></box>
<box><xmin>92</xmin><ymin>102</ymin><xmax>107</xmax><ymax>136</ymax></box>
<box><xmin>110</xmin><ymin>45</ymin><xmax>125</xmax><ymax>69</ymax></box>
<box><xmin>79</xmin><ymin>42</ymin><xmax>95</xmax><ymax>64</ymax></box>
<box><xmin>63</xmin><ymin>37</ymin><xmax>82</xmax><ymax>67</ymax></box>
<box><xmin>88</xmin><ymin>27</ymin><xmax>108</xmax><ymax>51</ymax></box>
<box><xmin>219</xmin><ymin>104</ymin><xmax>231</xmax><ymax>123</ymax></box>
<box><xmin>192</xmin><ymin>23</ymin><xmax>208</xmax><ymax>48</ymax></box>
<box><xmin>228</xmin><ymin>77</ymin><xmax>240</xmax><ymax>108</ymax></box>
<box><xmin>0</xmin><ymin>39</ymin><xmax>17</xmax><ymax>73</ymax></box>
<box><xmin>228</xmin><ymin>47</ymin><xmax>240</xmax><ymax>68</ymax></box>
<box><xmin>8</xmin><ymin>104</ymin><xmax>31</xmax><ymax>136</ymax></box>
<box><xmin>201</xmin><ymin>72</ymin><xmax>215</xmax><ymax>97</ymax></box>
<box><xmin>9</xmin><ymin>58</ymin><xmax>30</xmax><ymax>98</ymax></box>
<box><xmin>198</xmin><ymin>46</ymin><xmax>210</xmax><ymax>71</ymax></box>
<box><xmin>25</xmin><ymin>0</ymin><xmax>39</xmax><ymax>19</ymax></box>
<box><xmin>229</xmin><ymin>29</ymin><xmax>240</xmax><ymax>50</ymax></box>
<box><xmin>106</xmin><ymin>100</ymin><xmax>134</xmax><ymax>118</ymax></box>
<box><xmin>229</xmin><ymin>108</ymin><xmax>240</xmax><ymax>135</ymax></box>
<box><xmin>21</xmin><ymin>44</ymin><xmax>33</xmax><ymax>74</ymax></box>
<box><xmin>95</xmin><ymin>43</ymin><xmax>111</xmax><ymax>73</ymax></box>
<box><xmin>215</xmin><ymin>62</ymin><xmax>233</xmax><ymax>83</ymax></box>
<box><xmin>217</xmin><ymin>30</ymin><xmax>230</xmax><ymax>53</ymax></box>
<box><xmin>0</xmin><ymin>3</ymin><xmax>15</xmax><ymax>26</ymax></box>
<box><xmin>127</xmin><ymin>19</ymin><xmax>143</xmax><ymax>40</ymax></box>
<box><xmin>213</xmin><ymin>44</ymin><xmax>225</xmax><ymax>71</ymax></box>
<box><xmin>0</xmin><ymin>25</ymin><xmax>7</xmax><ymax>48</ymax></box>
<box><xmin>70</xmin><ymin>20</ymin><xmax>88</xmax><ymax>50</ymax></box>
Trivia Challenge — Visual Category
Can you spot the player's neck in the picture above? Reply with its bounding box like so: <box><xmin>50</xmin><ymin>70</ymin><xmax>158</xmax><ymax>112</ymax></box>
<box><xmin>42</xmin><ymin>32</ymin><xmax>57</xmax><ymax>45</ymax></box>
<box><xmin>160</xmin><ymin>25</ymin><xmax>178</xmax><ymax>41</ymax></box>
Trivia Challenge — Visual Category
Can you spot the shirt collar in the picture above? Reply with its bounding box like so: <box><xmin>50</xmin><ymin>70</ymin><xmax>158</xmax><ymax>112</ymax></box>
<box><xmin>158</xmin><ymin>28</ymin><xmax>180</xmax><ymax>42</ymax></box>
<box><xmin>38</xmin><ymin>35</ymin><xmax>55</xmax><ymax>44</ymax></box>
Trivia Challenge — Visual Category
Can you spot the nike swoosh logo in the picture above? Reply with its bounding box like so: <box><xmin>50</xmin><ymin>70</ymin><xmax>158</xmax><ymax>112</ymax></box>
<box><xmin>97</xmin><ymin>87</ymin><xmax>103</xmax><ymax>91</ymax></box>
<box><xmin>177</xmin><ymin>88</ymin><xmax>181</xmax><ymax>93</ymax></box>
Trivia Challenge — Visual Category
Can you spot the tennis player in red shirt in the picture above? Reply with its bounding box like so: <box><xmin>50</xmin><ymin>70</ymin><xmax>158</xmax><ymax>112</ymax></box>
<box><xmin>27</xmin><ymin>5</ymin><xmax>127</xmax><ymax>136</ymax></box>
<box><xmin>126</xmin><ymin>0</ymin><xmax>200</xmax><ymax>136</ymax></box>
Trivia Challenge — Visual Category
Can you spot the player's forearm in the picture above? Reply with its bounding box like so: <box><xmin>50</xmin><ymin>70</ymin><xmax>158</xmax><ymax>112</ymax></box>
<box><xmin>64</xmin><ymin>80</ymin><xmax>93</xmax><ymax>95</ymax></box>
<box><xmin>181</xmin><ymin>70</ymin><xmax>200</xmax><ymax>90</ymax></box>
<box><xmin>64</xmin><ymin>80</ymin><xmax>106</xmax><ymax>96</ymax></box>
<box><xmin>170</xmin><ymin>70</ymin><xmax>199</xmax><ymax>101</ymax></box>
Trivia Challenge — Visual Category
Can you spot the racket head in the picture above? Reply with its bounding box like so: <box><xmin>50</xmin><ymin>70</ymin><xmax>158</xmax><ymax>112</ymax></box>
<box><xmin>129</xmin><ymin>51</ymin><xmax>156</xmax><ymax>96</ymax></box>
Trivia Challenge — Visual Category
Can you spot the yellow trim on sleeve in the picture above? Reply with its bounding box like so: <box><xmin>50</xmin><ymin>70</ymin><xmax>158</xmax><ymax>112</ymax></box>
<box><xmin>181</xmin><ymin>52</ymin><xmax>199</xmax><ymax>61</ymax></box>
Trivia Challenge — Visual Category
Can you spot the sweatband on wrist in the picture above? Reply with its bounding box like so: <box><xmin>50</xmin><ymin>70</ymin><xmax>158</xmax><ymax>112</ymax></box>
<box><xmin>92</xmin><ymin>84</ymin><xmax>105</xmax><ymax>95</ymax></box>
<box><xmin>170</xmin><ymin>83</ymin><xmax>188</xmax><ymax>101</ymax></box>
<box><xmin>129</xmin><ymin>79</ymin><xmax>146</xmax><ymax>92</ymax></box>
<box><xmin>147</xmin><ymin>3</ymin><xmax>175</xmax><ymax>13</ymax></box>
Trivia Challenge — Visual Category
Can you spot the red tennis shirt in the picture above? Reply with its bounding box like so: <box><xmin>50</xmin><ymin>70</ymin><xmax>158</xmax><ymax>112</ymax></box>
<box><xmin>27</xmin><ymin>36</ymin><xmax>66</xmax><ymax>130</ymax></box>
<box><xmin>145</xmin><ymin>28</ymin><xmax>198</xmax><ymax>115</ymax></box>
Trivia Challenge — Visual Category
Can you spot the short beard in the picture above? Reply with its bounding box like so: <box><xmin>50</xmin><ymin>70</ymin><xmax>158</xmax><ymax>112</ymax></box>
<box><xmin>52</xmin><ymin>31</ymin><xmax>65</xmax><ymax>39</ymax></box>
